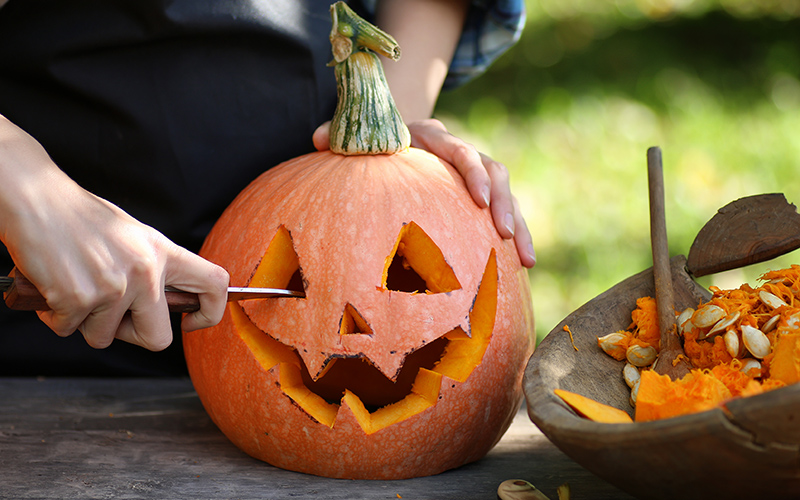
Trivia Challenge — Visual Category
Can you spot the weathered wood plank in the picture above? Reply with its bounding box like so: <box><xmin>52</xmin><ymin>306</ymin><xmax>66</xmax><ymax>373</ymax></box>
<box><xmin>0</xmin><ymin>378</ymin><xmax>634</xmax><ymax>499</ymax></box>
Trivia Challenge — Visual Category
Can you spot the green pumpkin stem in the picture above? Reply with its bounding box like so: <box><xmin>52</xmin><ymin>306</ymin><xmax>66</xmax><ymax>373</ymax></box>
<box><xmin>328</xmin><ymin>2</ymin><xmax>411</xmax><ymax>155</ymax></box>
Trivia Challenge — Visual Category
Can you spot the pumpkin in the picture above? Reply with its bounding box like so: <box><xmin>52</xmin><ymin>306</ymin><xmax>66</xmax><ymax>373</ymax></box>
<box><xmin>183</xmin><ymin>2</ymin><xmax>534</xmax><ymax>480</ymax></box>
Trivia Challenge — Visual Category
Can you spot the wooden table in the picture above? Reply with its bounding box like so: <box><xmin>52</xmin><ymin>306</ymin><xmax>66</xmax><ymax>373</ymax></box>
<box><xmin>0</xmin><ymin>378</ymin><xmax>635</xmax><ymax>499</ymax></box>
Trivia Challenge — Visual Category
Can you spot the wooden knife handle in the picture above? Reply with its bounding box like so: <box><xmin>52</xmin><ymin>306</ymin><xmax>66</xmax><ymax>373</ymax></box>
<box><xmin>4</xmin><ymin>268</ymin><xmax>201</xmax><ymax>313</ymax></box>
<box><xmin>3</xmin><ymin>268</ymin><xmax>48</xmax><ymax>311</ymax></box>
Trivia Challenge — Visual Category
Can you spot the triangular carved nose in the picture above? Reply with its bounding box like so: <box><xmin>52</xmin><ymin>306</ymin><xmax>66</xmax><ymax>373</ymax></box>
<box><xmin>340</xmin><ymin>303</ymin><xmax>372</xmax><ymax>335</ymax></box>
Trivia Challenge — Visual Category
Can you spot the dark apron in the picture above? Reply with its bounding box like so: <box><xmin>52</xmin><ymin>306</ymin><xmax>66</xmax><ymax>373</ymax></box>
<box><xmin>0</xmin><ymin>0</ymin><xmax>343</xmax><ymax>375</ymax></box>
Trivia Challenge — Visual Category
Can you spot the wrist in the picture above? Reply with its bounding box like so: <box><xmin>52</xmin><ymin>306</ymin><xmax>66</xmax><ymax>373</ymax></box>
<box><xmin>0</xmin><ymin>115</ymin><xmax>76</xmax><ymax>241</ymax></box>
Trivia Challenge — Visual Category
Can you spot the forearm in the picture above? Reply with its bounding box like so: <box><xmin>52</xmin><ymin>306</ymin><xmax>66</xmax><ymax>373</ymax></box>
<box><xmin>0</xmin><ymin>114</ymin><xmax>70</xmax><ymax>247</ymax></box>
<box><xmin>0</xmin><ymin>114</ymin><xmax>229</xmax><ymax>347</ymax></box>
<box><xmin>376</xmin><ymin>0</ymin><xmax>469</xmax><ymax>123</ymax></box>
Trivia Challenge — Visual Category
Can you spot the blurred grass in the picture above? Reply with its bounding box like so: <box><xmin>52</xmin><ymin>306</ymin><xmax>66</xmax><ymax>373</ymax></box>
<box><xmin>435</xmin><ymin>0</ymin><xmax>800</xmax><ymax>344</ymax></box>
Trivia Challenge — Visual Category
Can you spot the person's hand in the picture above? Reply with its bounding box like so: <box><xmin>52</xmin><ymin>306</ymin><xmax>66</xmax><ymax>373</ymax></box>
<box><xmin>405</xmin><ymin>119</ymin><xmax>536</xmax><ymax>268</ymax></box>
<box><xmin>0</xmin><ymin>115</ymin><xmax>229</xmax><ymax>350</ymax></box>
<box><xmin>313</xmin><ymin>119</ymin><xmax>536</xmax><ymax>268</ymax></box>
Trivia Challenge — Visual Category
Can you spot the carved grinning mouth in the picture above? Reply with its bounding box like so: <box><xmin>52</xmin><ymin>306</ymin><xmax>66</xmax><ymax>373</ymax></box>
<box><xmin>231</xmin><ymin>223</ymin><xmax>497</xmax><ymax>434</ymax></box>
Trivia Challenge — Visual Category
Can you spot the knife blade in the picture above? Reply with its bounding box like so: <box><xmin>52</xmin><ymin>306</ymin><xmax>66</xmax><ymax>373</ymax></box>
<box><xmin>0</xmin><ymin>270</ymin><xmax>303</xmax><ymax>313</ymax></box>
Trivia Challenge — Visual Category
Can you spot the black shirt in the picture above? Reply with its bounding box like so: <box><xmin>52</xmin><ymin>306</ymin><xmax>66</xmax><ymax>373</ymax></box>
<box><xmin>0</xmin><ymin>0</ymin><xmax>344</xmax><ymax>375</ymax></box>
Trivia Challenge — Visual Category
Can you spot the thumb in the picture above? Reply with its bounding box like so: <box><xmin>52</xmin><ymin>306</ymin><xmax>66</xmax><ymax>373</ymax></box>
<box><xmin>312</xmin><ymin>121</ymin><xmax>331</xmax><ymax>151</ymax></box>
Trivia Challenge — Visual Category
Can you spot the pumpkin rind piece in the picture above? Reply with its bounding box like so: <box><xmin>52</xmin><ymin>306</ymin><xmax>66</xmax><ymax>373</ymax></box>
<box><xmin>554</xmin><ymin>389</ymin><xmax>633</xmax><ymax>424</ymax></box>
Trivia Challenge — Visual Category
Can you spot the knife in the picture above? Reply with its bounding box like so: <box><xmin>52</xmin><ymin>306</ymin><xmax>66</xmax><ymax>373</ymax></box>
<box><xmin>0</xmin><ymin>269</ymin><xmax>303</xmax><ymax>313</ymax></box>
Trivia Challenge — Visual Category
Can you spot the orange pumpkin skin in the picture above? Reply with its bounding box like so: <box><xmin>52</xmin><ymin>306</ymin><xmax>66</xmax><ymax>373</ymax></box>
<box><xmin>184</xmin><ymin>148</ymin><xmax>534</xmax><ymax>479</ymax></box>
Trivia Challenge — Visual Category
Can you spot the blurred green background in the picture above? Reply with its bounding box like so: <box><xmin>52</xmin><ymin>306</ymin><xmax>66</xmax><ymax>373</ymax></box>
<box><xmin>435</xmin><ymin>0</ymin><xmax>800</xmax><ymax>344</ymax></box>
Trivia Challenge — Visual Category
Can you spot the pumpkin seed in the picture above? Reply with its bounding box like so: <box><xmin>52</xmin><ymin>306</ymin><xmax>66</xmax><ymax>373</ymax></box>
<box><xmin>692</xmin><ymin>304</ymin><xmax>725</xmax><ymax>328</ymax></box>
<box><xmin>597</xmin><ymin>332</ymin><xmax>626</xmax><ymax>357</ymax></box>
<box><xmin>701</xmin><ymin>311</ymin><xmax>741</xmax><ymax>340</ymax></box>
<box><xmin>626</xmin><ymin>344</ymin><xmax>657</xmax><ymax>367</ymax></box>
<box><xmin>742</xmin><ymin>324</ymin><xmax>771</xmax><ymax>359</ymax></box>
<box><xmin>740</xmin><ymin>359</ymin><xmax>762</xmax><ymax>376</ymax></box>
<box><xmin>629</xmin><ymin>379</ymin><xmax>640</xmax><ymax>407</ymax></box>
<box><xmin>724</xmin><ymin>330</ymin><xmax>740</xmax><ymax>358</ymax></box>
<box><xmin>787</xmin><ymin>312</ymin><xmax>800</xmax><ymax>330</ymax></box>
<box><xmin>622</xmin><ymin>362</ymin><xmax>640</xmax><ymax>389</ymax></box>
<box><xmin>677</xmin><ymin>307</ymin><xmax>695</xmax><ymax>335</ymax></box>
<box><xmin>759</xmin><ymin>290</ymin><xmax>788</xmax><ymax>309</ymax></box>
<box><xmin>762</xmin><ymin>314</ymin><xmax>780</xmax><ymax>333</ymax></box>
<box><xmin>496</xmin><ymin>479</ymin><xmax>553</xmax><ymax>500</ymax></box>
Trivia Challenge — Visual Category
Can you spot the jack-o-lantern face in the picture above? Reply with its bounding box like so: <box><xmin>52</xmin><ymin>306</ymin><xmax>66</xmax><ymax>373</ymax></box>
<box><xmin>184</xmin><ymin>148</ymin><xmax>534</xmax><ymax>480</ymax></box>
<box><xmin>233</xmin><ymin>221</ymin><xmax>497</xmax><ymax>432</ymax></box>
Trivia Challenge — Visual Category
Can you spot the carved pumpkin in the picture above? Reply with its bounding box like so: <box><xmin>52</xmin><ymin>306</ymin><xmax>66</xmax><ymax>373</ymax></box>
<box><xmin>183</xmin><ymin>3</ymin><xmax>534</xmax><ymax>479</ymax></box>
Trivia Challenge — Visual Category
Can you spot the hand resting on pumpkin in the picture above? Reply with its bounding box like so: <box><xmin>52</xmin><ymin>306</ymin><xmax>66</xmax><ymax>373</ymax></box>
<box><xmin>0</xmin><ymin>114</ymin><xmax>229</xmax><ymax>351</ymax></box>
<box><xmin>313</xmin><ymin>118</ymin><xmax>536</xmax><ymax>269</ymax></box>
<box><xmin>408</xmin><ymin>119</ymin><xmax>536</xmax><ymax>269</ymax></box>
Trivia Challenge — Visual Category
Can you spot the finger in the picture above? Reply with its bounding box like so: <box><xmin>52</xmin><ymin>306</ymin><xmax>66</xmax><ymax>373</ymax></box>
<box><xmin>36</xmin><ymin>309</ymin><xmax>81</xmax><ymax>338</ymax></box>
<box><xmin>482</xmin><ymin>153</ymin><xmax>515</xmax><ymax>240</ymax></box>
<box><xmin>69</xmin><ymin>268</ymin><xmax>174</xmax><ymax>352</ymax></box>
<box><xmin>313</xmin><ymin>121</ymin><xmax>331</xmax><ymax>152</ymax></box>
<box><xmin>511</xmin><ymin>196</ymin><xmax>537</xmax><ymax>268</ymax></box>
<box><xmin>34</xmin><ymin>279</ymin><xmax>122</xmax><ymax>340</ymax></box>
<box><xmin>409</xmin><ymin>120</ymin><xmax>490</xmax><ymax>209</ymax></box>
<box><xmin>115</xmin><ymin>297</ymin><xmax>174</xmax><ymax>351</ymax></box>
<box><xmin>78</xmin><ymin>302</ymin><xmax>134</xmax><ymax>349</ymax></box>
<box><xmin>163</xmin><ymin>249</ymin><xmax>229</xmax><ymax>332</ymax></box>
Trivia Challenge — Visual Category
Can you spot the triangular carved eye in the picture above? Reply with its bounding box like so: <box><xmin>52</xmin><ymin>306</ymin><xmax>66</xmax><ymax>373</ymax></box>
<box><xmin>382</xmin><ymin>222</ymin><xmax>461</xmax><ymax>294</ymax></box>
<box><xmin>249</xmin><ymin>225</ymin><xmax>306</xmax><ymax>295</ymax></box>
<box><xmin>340</xmin><ymin>303</ymin><xmax>372</xmax><ymax>335</ymax></box>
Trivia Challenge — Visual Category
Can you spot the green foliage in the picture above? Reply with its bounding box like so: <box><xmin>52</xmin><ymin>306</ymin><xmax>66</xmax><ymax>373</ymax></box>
<box><xmin>435</xmin><ymin>1</ymin><xmax>800</xmax><ymax>343</ymax></box>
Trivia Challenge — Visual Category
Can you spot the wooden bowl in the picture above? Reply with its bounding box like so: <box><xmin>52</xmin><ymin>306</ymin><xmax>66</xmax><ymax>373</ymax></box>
<box><xmin>524</xmin><ymin>194</ymin><xmax>800</xmax><ymax>500</ymax></box>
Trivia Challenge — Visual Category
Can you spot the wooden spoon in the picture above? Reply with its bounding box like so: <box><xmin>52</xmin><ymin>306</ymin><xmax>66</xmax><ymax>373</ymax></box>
<box><xmin>647</xmin><ymin>147</ymin><xmax>691</xmax><ymax>380</ymax></box>
<box><xmin>687</xmin><ymin>192</ymin><xmax>800</xmax><ymax>277</ymax></box>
